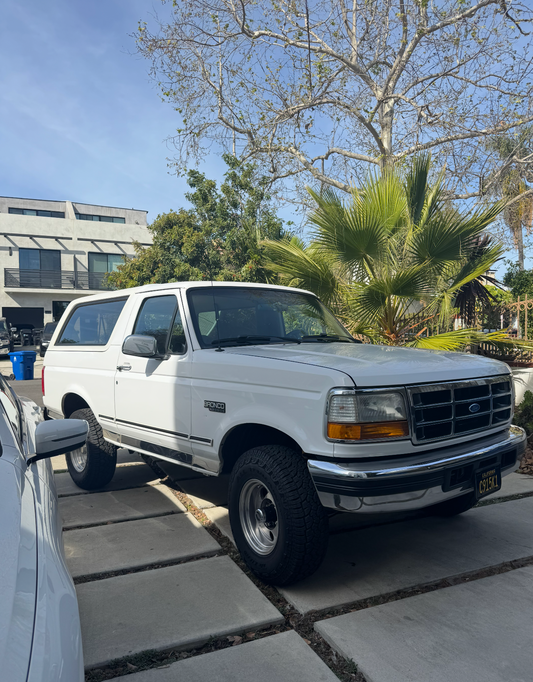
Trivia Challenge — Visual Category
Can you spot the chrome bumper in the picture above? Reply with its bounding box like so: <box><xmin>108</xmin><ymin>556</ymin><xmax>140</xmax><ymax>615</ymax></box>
<box><xmin>308</xmin><ymin>426</ymin><xmax>527</xmax><ymax>514</ymax></box>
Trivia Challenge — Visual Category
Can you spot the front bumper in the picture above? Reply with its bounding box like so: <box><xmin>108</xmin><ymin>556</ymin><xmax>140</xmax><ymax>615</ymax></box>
<box><xmin>308</xmin><ymin>426</ymin><xmax>527</xmax><ymax>513</ymax></box>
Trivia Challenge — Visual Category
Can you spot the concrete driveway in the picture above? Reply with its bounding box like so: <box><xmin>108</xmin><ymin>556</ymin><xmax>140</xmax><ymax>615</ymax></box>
<box><xmin>61</xmin><ymin>458</ymin><xmax>533</xmax><ymax>682</ymax></box>
<box><xmin>11</xmin><ymin>381</ymin><xmax>533</xmax><ymax>681</ymax></box>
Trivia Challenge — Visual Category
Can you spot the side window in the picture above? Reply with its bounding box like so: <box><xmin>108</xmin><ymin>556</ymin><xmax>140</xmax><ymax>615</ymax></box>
<box><xmin>133</xmin><ymin>295</ymin><xmax>185</xmax><ymax>355</ymax></box>
<box><xmin>58</xmin><ymin>298</ymin><xmax>127</xmax><ymax>346</ymax></box>
<box><xmin>169</xmin><ymin>308</ymin><xmax>187</xmax><ymax>354</ymax></box>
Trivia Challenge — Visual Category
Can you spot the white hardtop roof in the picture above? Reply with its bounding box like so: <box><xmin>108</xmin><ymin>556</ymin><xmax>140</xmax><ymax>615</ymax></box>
<box><xmin>74</xmin><ymin>281</ymin><xmax>315</xmax><ymax>305</ymax></box>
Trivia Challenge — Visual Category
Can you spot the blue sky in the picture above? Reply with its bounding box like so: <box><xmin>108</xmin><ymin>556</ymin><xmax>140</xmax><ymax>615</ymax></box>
<box><xmin>0</xmin><ymin>0</ymin><xmax>230</xmax><ymax>222</ymax></box>
<box><xmin>0</xmin><ymin>0</ymin><xmax>524</xmax><ymax>278</ymax></box>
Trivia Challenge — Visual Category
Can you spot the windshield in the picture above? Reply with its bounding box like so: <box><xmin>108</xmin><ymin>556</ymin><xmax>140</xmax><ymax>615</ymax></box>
<box><xmin>0</xmin><ymin>321</ymin><xmax>7</xmax><ymax>333</ymax></box>
<box><xmin>187</xmin><ymin>287</ymin><xmax>355</xmax><ymax>348</ymax></box>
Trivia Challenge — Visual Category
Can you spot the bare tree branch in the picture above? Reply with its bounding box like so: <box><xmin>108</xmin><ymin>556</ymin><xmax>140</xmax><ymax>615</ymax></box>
<box><xmin>137</xmin><ymin>0</ymin><xmax>533</xmax><ymax>201</ymax></box>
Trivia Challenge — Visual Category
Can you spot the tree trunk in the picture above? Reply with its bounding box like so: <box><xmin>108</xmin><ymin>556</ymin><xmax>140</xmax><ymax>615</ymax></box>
<box><xmin>379</xmin><ymin>98</ymin><xmax>394</xmax><ymax>170</ymax></box>
<box><xmin>516</xmin><ymin>224</ymin><xmax>525</xmax><ymax>271</ymax></box>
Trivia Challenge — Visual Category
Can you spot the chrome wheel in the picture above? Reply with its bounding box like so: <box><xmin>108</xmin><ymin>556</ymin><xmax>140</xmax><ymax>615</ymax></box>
<box><xmin>239</xmin><ymin>479</ymin><xmax>279</xmax><ymax>555</ymax></box>
<box><xmin>70</xmin><ymin>444</ymin><xmax>88</xmax><ymax>473</ymax></box>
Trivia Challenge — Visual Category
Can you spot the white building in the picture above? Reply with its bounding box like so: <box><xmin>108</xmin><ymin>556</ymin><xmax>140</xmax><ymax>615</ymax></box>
<box><xmin>0</xmin><ymin>197</ymin><xmax>152</xmax><ymax>332</ymax></box>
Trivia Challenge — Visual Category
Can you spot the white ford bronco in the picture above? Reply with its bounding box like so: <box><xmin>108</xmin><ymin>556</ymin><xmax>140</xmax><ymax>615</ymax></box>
<box><xmin>43</xmin><ymin>282</ymin><xmax>526</xmax><ymax>585</ymax></box>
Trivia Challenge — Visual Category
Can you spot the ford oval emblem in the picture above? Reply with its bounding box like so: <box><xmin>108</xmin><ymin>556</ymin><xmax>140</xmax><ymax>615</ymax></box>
<box><xmin>469</xmin><ymin>403</ymin><xmax>481</xmax><ymax>413</ymax></box>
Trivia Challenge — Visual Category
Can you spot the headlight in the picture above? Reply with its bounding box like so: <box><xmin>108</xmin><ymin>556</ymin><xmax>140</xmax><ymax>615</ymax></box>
<box><xmin>327</xmin><ymin>390</ymin><xmax>409</xmax><ymax>441</ymax></box>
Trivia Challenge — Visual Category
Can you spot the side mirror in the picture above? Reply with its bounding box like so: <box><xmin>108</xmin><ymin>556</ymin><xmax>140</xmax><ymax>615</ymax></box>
<box><xmin>27</xmin><ymin>419</ymin><xmax>89</xmax><ymax>465</ymax></box>
<box><xmin>122</xmin><ymin>334</ymin><xmax>158</xmax><ymax>358</ymax></box>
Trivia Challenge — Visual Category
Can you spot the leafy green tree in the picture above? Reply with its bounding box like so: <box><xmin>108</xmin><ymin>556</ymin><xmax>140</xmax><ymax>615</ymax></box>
<box><xmin>108</xmin><ymin>155</ymin><xmax>287</xmax><ymax>288</ymax></box>
<box><xmin>503</xmin><ymin>262</ymin><xmax>533</xmax><ymax>298</ymax></box>
<box><xmin>264</xmin><ymin>155</ymin><xmax>527</xmax><ymax>352</ymax></box>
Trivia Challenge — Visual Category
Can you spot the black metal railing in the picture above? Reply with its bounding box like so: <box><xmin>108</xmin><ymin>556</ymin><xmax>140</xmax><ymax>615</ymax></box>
<box><xmin>4</xmin><ymin>269</ymin><xmax>115</xmax><ymax>291</ymax></box>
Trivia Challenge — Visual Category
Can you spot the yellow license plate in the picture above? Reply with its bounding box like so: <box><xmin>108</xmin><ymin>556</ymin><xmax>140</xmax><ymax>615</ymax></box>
<box><xmin>475</xmin><ymin>466</ymin><xmax>501</xmax><ymax>500</ymax></box>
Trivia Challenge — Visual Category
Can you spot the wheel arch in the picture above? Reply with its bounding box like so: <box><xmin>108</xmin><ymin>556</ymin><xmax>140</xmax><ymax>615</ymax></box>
<box><xmin>62</xmin><ymin>393</ymin><xmax>91</xmax><ymax>418</ymax></box>
<box><xmin>220</xmin><ymin>423</ymin><xmax>303</xmax><ymax>474</ymax></box>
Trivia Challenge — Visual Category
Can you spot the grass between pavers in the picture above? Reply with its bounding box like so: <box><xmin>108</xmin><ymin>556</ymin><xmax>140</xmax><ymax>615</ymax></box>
<box><xmin>63</xmin><ymin>510</ymin><xmax>181</xmax><ymax>534</ymax></box>
<box><xmin>73</xmin><ymin>551</ymin><xmax>224</xmax><ymax>585</ymax></box>
<box><xmin>83</xmin><ymin>478</ymin><xmax>533</xmax><ymax>682</ymax></box>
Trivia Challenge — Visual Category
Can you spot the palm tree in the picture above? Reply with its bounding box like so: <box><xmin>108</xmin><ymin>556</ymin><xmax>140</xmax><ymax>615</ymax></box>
<box><xmin>485</xmin><ymin>128</ymin><xmax>533</xmax><ymax>271</ymax></box>
<box><xmin>264</xmin><ymin>155</ymin><xmax>525</xmax><ymax>352</ymax></box>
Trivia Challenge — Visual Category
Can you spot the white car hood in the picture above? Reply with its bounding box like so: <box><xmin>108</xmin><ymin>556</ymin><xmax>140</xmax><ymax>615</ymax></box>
<box><xmin>225</xmin><ymin>343</ymin><xmax>510</xmax><ymax>387</ymax></box>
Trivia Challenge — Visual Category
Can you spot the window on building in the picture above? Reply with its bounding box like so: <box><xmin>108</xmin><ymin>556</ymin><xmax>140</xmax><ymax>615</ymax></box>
<box><xmin>76</xmin><ymin>213</ymin><xmax>125</xmax><ymax>223</ymax></box>
<box><xmin>52</xmin><ymin>301</ymin><xmax>70</xmax><ymax>321</ymax></box>
<box><xmin>88</xmin><ymin>253</ymin><xmax>124</xmax><ymax>273</ymax></box>
<box><xmin>19</xmin><ymin>248</ymin><xmax>61</xmax><ymax>271</ymax></box>
<box><xmin>9</xmin><ymin>208</ymin><xmax>64</xmax><ymax>218</ymax></box>
<box><xmin>58</xmin><ymin>298</ymin><xmax>127</xmax><ymax>346</ymax></box>
<box><xmin>18</xmin><ymin>249</ymin><xmax>61</xmax><ymax>288</ymax></box>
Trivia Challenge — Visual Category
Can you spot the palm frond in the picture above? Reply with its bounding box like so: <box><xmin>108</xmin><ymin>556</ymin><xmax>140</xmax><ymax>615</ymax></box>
<box><xmin>447</xmin><ymin>244</ymin><xmax>505</xmax><ymax>299</ymax></box>
<box><xmin>405</xmin><ymin>153</ymin><xmax>431</xmax><ymax>225</ymax></box>
<box><xmin>408</xmin><ymin>329</ymin><xmax>533</xmax><ymax>352</ymax></box>
<box><xmin>409</xmin><ymin>202</ymin><xmax>504</xmax><ymax>270</ymax></box>
<box><xmin>306</xmin><ymin>186</ymin><xmax>389</xmax><ymax>276</ymax></box>
<box><xmin>349</xmin><ymin>266</ymin><xmax>431</xmax><ymax>324</ymax></box>
<box><xmin>262</xmin><ymin>237</ymin><xmax>341</xmax><ymax>306</ymax></box>
<box><xmin>406</xmin><ymin>328</ymin><xmax>480</xmax><ymax>351</ymax></box>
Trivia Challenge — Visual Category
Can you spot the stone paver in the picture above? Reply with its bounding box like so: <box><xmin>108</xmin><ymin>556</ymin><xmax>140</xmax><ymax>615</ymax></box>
<box><xmin>59</xmin><ymin>485</ymin><xmax>185</xmax><ymax>529</ymax></box>
<box><xmin>204</xmin><ymin>506</ymin><xmax>234</xmax><ymax>542</ymax></box>
<box><xmin>280</xmin><ymin>496</ymin><xmax>533</xmax><ymax>614</ymax></box>
<box><xmin>56</xmin><ymin>462</ymin><xmax>162</xmax><ymax>496</ymax></box>
<box><xmin>52</xmin><ymin>454</ymin><xmax>67</xmax><ymax>471</ymax></box>
<box><xmin>77</xmin><ymin>555</ymin><xmax>284</xmax><ymax>669</ymax></box>
<box><xmin>107</xmin><ymin>631</ymin><xmax>340</xmax><ymax>682</ymax></box>
<box><xmin>65</xmin><ymin>513</ymin><xmax>220</xmax><ymax>578</ymax></box>
<box><xmin>173</xmin><ymin>474</ymin><xmax>230</xmax><ymax>508</ymax></box>
<box><xmin>487</xmin><ymin>471</ymin><xmax>533</xmax><ymax>500</ymax></box>
<box><xmin>316</xmin><ymin>565</ymin><xmax>533</xmax><ymax>682</ymax></box>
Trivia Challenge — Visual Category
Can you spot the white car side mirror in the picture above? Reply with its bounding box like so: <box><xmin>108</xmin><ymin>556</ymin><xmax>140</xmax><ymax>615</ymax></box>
<box><xmin>122</xmin><ymin>334</ymin><xmax>159</xmax><ymax>358</ymax></box>
<box><xmin>27</xmin><ymin>419</ymin><xmax>89</xmax><ymax>465</ymax></box>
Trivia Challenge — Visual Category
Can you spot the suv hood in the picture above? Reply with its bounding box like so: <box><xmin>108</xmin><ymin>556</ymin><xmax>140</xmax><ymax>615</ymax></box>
<box><xmin>226</xmin><ymin>343</ymin><xmax>510</xmax><ymax>387</ymax></box>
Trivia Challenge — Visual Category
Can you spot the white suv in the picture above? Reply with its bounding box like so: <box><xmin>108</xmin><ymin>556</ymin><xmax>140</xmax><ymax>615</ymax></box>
<box><xmin>43</xmin><ymin>282</ymin><xmax>526</xmax><ymax>585</ymax></box>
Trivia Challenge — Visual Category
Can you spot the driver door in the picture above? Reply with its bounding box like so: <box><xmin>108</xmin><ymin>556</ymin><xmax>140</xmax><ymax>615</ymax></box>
<box><xmin>113</xmin><ymin>293</ymin><xmax>193</xmax><ymax>462</ymax></box>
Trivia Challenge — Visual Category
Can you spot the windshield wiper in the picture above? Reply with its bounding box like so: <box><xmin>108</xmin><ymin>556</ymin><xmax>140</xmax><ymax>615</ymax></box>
<box><xmin>211</xmin><ymin>335</ymin><xmax>301</xmax><ymax>346</ymax></box>
<box><xmin>300</xmin><ymin>334</ymin><xmax>354</xmax><ymax>343</ymax></box>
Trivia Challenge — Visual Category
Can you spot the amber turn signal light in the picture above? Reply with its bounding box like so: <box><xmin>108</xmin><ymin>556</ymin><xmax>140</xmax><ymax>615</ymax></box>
<box><xmin>327</xmin><ymin>421</ymin><xmax>409</xmax><ymax>440</ymax></box>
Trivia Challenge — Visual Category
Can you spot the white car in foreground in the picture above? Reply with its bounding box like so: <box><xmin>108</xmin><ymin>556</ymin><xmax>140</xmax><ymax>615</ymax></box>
<box><xmin>0</xmin><ymin>374</ymin><xmax>87</xmax><ymax>682</ymax></box>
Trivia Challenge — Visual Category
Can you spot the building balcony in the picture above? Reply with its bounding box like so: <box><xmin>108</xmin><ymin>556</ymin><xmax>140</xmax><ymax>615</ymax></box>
<box><xmin>4</xmin><ymin>269</ymin><xmax>115</xmax><ymax>291</ymax></box>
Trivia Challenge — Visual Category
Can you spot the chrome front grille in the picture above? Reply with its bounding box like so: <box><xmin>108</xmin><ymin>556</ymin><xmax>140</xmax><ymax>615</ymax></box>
<box><xmin>408</xmin><ymin>376</ymin><xmax>513</xmax><ymax>443</ymax></box>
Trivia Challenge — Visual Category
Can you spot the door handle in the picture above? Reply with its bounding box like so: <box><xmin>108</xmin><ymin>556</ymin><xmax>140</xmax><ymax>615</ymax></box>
<box><xmin>117</xmin><ymin>364</ymin><xmax>132</xmax><ymax>372</ymax></box>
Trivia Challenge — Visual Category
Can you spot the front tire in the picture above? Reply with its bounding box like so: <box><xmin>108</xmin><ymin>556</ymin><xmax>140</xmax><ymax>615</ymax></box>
<box><xmin>228</xmin><ymin>445</ymin><xmax>329</xmax><ymax>586</ymax></box>
<box><xmin>66</xmin><ymin>408</ymin><xmax>117</xmax><ymax>490</ymax></box>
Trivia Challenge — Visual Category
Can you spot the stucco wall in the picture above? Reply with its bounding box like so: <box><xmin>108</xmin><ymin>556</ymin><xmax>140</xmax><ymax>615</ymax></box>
<box><xmin>0</xmin><ymin>196</ymin><xmax>147</xmax><ymax>226</ymax></box>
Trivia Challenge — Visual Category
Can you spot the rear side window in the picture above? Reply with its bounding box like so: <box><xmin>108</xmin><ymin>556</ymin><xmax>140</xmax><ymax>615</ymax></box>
<box><xmin>58</xmin><ymin>298</ymin><xmax>127</xmax><ymax>346</ymax></box>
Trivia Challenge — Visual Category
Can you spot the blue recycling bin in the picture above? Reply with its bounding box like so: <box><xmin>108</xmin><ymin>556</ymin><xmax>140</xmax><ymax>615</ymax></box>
<box><xmin>8</xmin><ymin>350</ymin><xmax>37</xmax><ymax>380</ymax></box>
